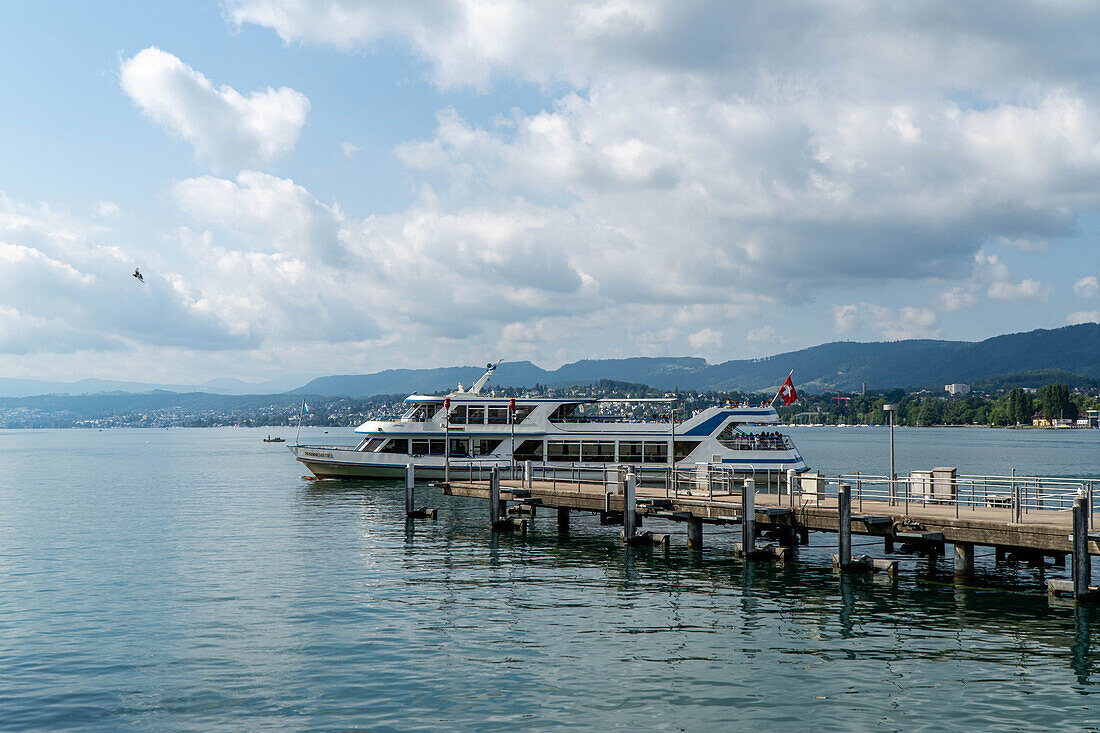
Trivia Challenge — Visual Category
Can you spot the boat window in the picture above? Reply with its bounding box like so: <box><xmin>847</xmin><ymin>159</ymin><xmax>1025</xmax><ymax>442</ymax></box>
<box><xmin>449</xmin><ymin>438</ymin><xmax>470</xmax><ymax>457</ymax></box>
<box><xmin>408</xmin><ymin>403</ymin><xmax>442</xmax><ymax>422</ymax></box>
<box><xmin>449</xmin><ymin>404</ymin><xmax>468</xmax><ymax>424</ymax></box>
<box><xmin>381</xmin><ymin>438</ymin><xmax>408</xmax><ymax>454</ymax></box>
<box><xmin>466</xmin><ymin>406</ymin><xmax>486</xmax><ymax>424</ymax></box>
<box><xmin>619</xmin><ymin>441</ymin><xmax>643</xmax><ymax>463</ymax></box>
<box><xmin>474</xmin><ymin>438</ymin><xmax>503</xmax><ymax>456</ymax></box>
<box><xmin>547</xmin><ymin>441</ymin><xmax>581</xmax><ymax>462</ymax></box>
<box><xmin>643</xmin><ymin>441</ymin><xmax>669</xmax><ymax>463</ymax></box>
<box><xmin>548</xmin><ymin>403</ymin><xmax>580</xmax><ymax>423</ymax></box>
<box><xmin>674</xmin><ymin>440</ymin><xmax>702</xmax><ymax>462</ymax></box>
<box><xmin>581</xmin><ymin>442</ymin><xmax>615</xmax><ymax>462</ymax></box>
<box><xmin>487</xmin><ymin>407</ymin><xmax>509</xmax><ymax>424</ymax></box>
<box><xmin>410</xmin><ymin>439</ymin><xmax>446</xmax><ymax>456</ymax></box>
<box><xmin>514</xmin><ymin>439</ymin><xmax>543</xmax><ymax>461</ymax></box>
<box><xmin>514</xmin><ymin>405</ymin><xmax>535</xmax><ymax>423</ymax></box>
<box><xmin>362</xmin><ymin>438</ymin><xmax>386</xmax><ymax>452</ymax></box>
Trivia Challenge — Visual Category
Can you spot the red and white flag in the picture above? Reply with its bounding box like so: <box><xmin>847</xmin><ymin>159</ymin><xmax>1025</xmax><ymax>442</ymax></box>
<box><xmin>777</xmin><ymin>374</ymin><xmax>798</xmax><ymax>406</ymax></box>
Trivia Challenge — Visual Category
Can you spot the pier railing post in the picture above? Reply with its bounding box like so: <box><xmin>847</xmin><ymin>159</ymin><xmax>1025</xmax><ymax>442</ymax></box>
<box><xmin>742</xmin><ymin>478</ymin><xmax>756</xmax><ymax>553</ymax></box>
<box><xmin>786</xmin><ymin>469</ymin><xmax>796</xmax><ymax>508</ymax></box>
<box><xmin>1090</xmin><ymin>482</ymin><xmax>1095</xmax><ymax>532</ymax></box>
<box><xmin>490</xmin><ymin>466</ymin><xmax>502</xmax><ymax>528</ymax></box>
<box><xmin>1074</xmin><ymin>492</ymin><xmax>1091</xmax><ymax>599</ymax></box>
<box><xmin>838</xmin><ymin>482</ymin><xmax>852</xmax><ymax>568</ymax></box>
<box><xmin>405</xmin><ymin>464</ymin><xmax>415</xmax><ymax>516</ymax></box>
<box><xmin>623</xmin><ymin>470</ymin><xmax>637</xmax><ymax>542</ymax></box>
<box><xmin>524</xmin><ymin>460</ymin><xmax>532</xmax><ymax>488</ymax></box>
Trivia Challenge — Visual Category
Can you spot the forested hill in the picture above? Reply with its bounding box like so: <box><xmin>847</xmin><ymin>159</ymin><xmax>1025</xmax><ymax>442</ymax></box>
<box><xmin>292</xmin><ymin>323</ymin><xmax>1100</xmax><ymax>396</ymax></box>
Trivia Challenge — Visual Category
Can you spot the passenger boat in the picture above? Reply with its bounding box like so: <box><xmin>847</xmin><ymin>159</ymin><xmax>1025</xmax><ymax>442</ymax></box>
<box><xmin>290</xmin><ymin>363</ymin><xmax>806</xmax><ymax>481</ymax></box>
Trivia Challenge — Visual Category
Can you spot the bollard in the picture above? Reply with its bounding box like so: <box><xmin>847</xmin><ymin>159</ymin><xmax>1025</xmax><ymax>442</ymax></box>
<box><xmin>405</xmin><ymin>464</ymin><xmax>415</xmax><ymax>516</ymax></box>
<box><xmin>786</xmin><ymin>469</ymin><xmax>796</xmax><ymax>507</ymax></box>
<box><xmin>524</xmin><ymin>460</ymin><xmax>532</xmax><ymax>488</ymax></box>
<box><xmin>1074</xmin><ymin>493</ymin><xmax>1091</xmax><ymax>598</ymax></box>
<box><xmin>838</xmin><ymin>482</ymin><xmax>852</xmax><ymax>568</ymax></box>
<box><xmin>623</xmin><ymin>471</ymin><xmax>637</xmax><ymax>542</ymax></box>
<box><xmin>490</xmin><ymin>466</ymin><xmax>502</xmax><ymax>528</ymax></box>
<box><xmin>742</xmin><ymin>478</ymin><xmax>756</xmax><ymax>553</ymax></box>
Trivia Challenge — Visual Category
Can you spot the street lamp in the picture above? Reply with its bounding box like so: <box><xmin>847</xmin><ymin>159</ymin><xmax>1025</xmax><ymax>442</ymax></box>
<box><xmin>884</xmin><ymin>404</ymin><xmax>897</xmax><ymax>505</ymax></box>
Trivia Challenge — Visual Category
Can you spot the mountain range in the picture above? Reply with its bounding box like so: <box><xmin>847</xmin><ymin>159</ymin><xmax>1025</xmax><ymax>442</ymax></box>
<box><xmin>4</xmin><ymin>323</ymin><xmax>1098</xmax><ymax>398</ymax></box>
<box><xmin>293</xmin><ymin>323</ymin><xmax>1100</xmax><ymax>396</ymax></box>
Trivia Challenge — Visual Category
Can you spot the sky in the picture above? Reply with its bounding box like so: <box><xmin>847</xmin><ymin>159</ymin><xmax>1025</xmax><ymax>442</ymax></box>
<box><xmin>1</xmin><ymin>1</ymin><xmax>1099</xmax><ymax>385</ymax></box>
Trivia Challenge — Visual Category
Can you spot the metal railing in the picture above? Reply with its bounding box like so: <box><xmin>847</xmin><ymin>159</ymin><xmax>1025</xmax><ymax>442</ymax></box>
<box><xmin>799</xmin><ymin>472</ymin><xmax>1097</xmax><ymax>526</ymax></box>
<box><xmin>449</xmin><ymin>462</ymin><xmax>1098</xmax><ymax>528</ymax></box>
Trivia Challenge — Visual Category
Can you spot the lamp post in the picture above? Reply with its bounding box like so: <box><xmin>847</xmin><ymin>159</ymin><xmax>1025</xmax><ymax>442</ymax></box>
<box><xmin>444</xmin><ymin>397</ymin><xmax>450</xmax><ymax>484</ymax></box>
<box><xmin>884</xmin><ymin>404</ymin><xmax>897</xmax><ymax>505</ymax></box>
<box><xmin>509</xmin><ymin>398</ymin><xmax>516</xmax><ymax>480</ymax></box>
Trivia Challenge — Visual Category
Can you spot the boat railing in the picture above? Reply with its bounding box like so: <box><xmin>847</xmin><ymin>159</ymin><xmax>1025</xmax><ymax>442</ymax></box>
<box><xmin>508</xmin><ymin>463</ymin><xmax>791</xmax><ymax>500</ymax></box>
<box><xmin>717</xmin><ymin>435</ymin><xmax>794</xmax><ymax>452</ymax></box>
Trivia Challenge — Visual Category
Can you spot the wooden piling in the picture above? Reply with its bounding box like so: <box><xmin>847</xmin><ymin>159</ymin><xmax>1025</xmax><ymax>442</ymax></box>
<box><xmin>1074</xmin><ymin>494</ymin><xmax>1091</xmax><ymax>599</ymax></box>
<box><xmin>556</xmin><ymin>506</ymin><xmax>570</xmax><ymax>533</ymax></box>
<box><xmin>838</xmin><ymin>482</ymin><xmax>852</xmax><ymax>568</ymax></box>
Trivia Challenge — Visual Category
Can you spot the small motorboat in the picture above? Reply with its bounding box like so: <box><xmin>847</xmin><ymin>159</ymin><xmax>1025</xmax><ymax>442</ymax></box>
<box><xmin>263</xmin><ymin>436</ymin><xmax>286</xmax><ymax>443</ymax></box>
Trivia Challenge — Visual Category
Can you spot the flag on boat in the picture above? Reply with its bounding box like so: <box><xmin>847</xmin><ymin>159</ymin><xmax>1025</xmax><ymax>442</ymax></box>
<box><xmin>302</xmin><ymin>402</ymin><xmax>309</xmax><ymax>414</ymax></box>
<box><xmin>778</xmin><ymin>374</ymin><xmax>798</xmax><ymax>406</ymax></box>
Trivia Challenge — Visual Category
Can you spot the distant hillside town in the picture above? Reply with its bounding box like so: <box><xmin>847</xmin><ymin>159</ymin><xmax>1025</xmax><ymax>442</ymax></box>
<box><xmin>0</xmin><ymin>378</ymin><xmax>1096</xmax><ymax>430</ymax></box>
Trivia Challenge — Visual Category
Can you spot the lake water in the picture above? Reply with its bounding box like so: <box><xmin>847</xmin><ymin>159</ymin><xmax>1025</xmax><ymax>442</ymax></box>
<box><xmin>1</xmin><ymin>426</ymin><xmax>1099</xmax><ymax>731</ymax></box>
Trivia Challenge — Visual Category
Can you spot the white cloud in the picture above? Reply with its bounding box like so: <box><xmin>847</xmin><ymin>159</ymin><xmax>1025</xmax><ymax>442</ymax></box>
<box><xmin>938</xmin><ymin>251</ymin><xmax>1048</xmax><ymax>309</ymax></box>
<box><xmin>217</xmin><ymin>1</ymin><xmax>1100</xmax><ymax>366</ymax></box>
<box><xmin>96</xmin><ymin>201</ymin><xmax>121</xmax><ymax>218</ymax></box>
<box><xmin>340</xmin><ymin>141</ymin><xmax>360</xmax><ymax>158</ymax></box>
<box><xmin>120</xmin><ymin>47</ymin><xmax>309</xmax><ymax>169</ymax></box>
<box><xmin>1073</xmin><ymin>275</ymin><xmax>1099</xmax><ymax>298</ymax></box>
<box><xmin>0</xmin><ymin>192</ymin><xmax>253</xmax><ymax>355</ymax></box>
<box><xmin>832</xmin><ymin>303</ymin><xmax>940</xmax><ymax>340</ymax></box>
<box><xmin>988</xmin><ymin>278</ymin><xmax>1047</xmax><ymax>301</ymax></box>
<box><xmin>228</xmin><ymin>1</ymin><xmax>1100</xmax><ymax>95</ymax></box>
<box><xmin>175</xmin><ymin>171</ymin><xmax>349</xmax><ymax>262</ymax></box>
<box><xmin>746</xmin><ymin>326</ymin><xmax>776</xmax><ymax>343</ymax></box>
<box><xmin>1068</xmin><ymin>310</ymin><xmax>1100</xmax><ymax>325</ymax></box>
<box><xmin>18</xmin><ymin>2</ymin><xmax>1100</xmax><ymax>379</ymax></box>
<box><xmin>688</xmin><ymin>328</ymin><xmax>722</xmax><ymax>351</ymax></box>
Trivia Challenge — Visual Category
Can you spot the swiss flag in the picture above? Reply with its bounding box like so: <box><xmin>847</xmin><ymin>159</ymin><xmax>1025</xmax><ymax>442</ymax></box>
<box><xmin>778</xmin><ymin>375</ymin><xmax>798</xmax><ymax>406</ymax></box>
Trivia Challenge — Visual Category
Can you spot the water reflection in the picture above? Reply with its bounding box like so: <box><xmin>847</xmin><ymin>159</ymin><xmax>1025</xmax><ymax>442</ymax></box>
<box><xmin>1073</xmin><ymin>606</ymin><xmax>1095</xmax><ymax>685</ymax></box>
<box><xmin>298</xmin><ymin>478</ymin><xmax>1100</xmax><ymax>686</ymax></box>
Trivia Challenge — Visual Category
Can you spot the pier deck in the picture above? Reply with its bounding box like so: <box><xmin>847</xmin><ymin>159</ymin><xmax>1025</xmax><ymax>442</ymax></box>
<box><xmin>444</xmin><ymin>476</ymin><xmax>1098</xmax><ymax>556</ymax></box>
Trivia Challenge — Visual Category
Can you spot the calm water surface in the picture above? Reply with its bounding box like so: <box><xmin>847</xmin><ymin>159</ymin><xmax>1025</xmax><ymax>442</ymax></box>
<box><xmin>1</xmin><ymin>426</ymin><xmax>1099</xmax><ymax>731</ymax></box>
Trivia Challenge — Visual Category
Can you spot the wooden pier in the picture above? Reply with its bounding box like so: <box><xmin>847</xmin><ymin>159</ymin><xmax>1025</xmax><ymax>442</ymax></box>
<box><xmin>420</xmin><ymin>464</ymin><xmax>1100</xmax><ymax>602</ymax></box>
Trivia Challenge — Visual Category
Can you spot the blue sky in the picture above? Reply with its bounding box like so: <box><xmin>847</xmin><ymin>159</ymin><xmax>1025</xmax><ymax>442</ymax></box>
<box><xmin>1</xmin><ymin>1</ymin><xmax>1098</xmax><ymax>385</ymax></box>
